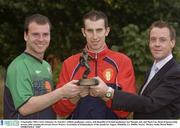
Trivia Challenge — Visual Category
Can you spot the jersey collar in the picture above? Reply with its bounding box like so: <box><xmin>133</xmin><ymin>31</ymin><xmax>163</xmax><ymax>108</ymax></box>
<box><xmin>24</xmin><ymin>52</ymin><xmax>43</xmax><ymax>64</ymax></box>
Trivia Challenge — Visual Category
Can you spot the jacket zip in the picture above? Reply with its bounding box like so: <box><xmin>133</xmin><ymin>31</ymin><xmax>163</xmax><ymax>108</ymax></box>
<box><xmin>95</xmin><ymin>53</ymin><xmax>98</xmax><ymax>76</ymax></box>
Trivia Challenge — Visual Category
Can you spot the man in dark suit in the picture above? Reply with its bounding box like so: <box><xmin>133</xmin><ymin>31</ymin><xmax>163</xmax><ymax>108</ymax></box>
<box><xmin>89</xmin><ymin>20</ymin><xmax>180</xmax><ymax>119</ymax></box>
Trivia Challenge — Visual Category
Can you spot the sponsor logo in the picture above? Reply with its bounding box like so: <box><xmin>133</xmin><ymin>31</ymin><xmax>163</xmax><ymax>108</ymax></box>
<box><xmin>44</xmin><ymin>80</ymin><xmax>52</xmax><ymax>92</ymax></box>
<box><xmin>35</xmin><ymin>70</ymin><xmax>41</xmax><ymax>74</ymax></box>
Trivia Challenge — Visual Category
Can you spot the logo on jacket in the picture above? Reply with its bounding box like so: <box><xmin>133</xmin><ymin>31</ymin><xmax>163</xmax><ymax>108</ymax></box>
<box><xmin>103</xmin><ymin>68</ymin><xmax>114</xmax><ymax>81</ymax></box>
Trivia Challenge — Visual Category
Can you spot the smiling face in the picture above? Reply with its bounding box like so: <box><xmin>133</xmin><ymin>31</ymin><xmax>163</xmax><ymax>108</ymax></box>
<box><xmin>149</xmin><ymin>27</ymin><xmax>175</xmax><ymax>62</ymax></box>
<box><xmin>81</xmin><ymin>19</ymin><xmax>110</xmax><ymax>52</ymax></box>
<box><xmin>24</xmin><ymin>22</ymin><xmax>50</xmax><ymax>59</ymax></box>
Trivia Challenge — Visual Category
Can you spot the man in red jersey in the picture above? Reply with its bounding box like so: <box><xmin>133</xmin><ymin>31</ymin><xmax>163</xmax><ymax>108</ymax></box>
<box><xmin>53</xmin><ymin>10</ymin><xmax>136</xmax><ymax>119</ymax></box>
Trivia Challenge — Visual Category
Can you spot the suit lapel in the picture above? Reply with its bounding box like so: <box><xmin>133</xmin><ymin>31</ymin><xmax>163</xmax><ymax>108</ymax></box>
<box><xmin>139</xmin><ymin>58</ymin><xmax>176</xmax><ymax>95</ymax></box>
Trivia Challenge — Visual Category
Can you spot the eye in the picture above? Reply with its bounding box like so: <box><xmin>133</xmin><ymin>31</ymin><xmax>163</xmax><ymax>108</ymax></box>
<box><xmin>43</xmin><ymin>33</ymin><xmax>50</xmax><ymax>37</ymax></box>
<box><xmin>86</xmin><ymin>29</ymin><xmax>93</xmax><ymax>33</ymax></box>
<box><xmin>159</xmin><ymin>37</ymin><xmax>167</xmax><ymax>42</ymax></box>
<box><xmin>150</xmin><ymin>37</ymin><xmax>156</xmax><ymax>42</ymax></box>
<box><xmin>96</xmin><ymin>28</ymin><xmax>103</xmax><ymax>33</ymax></box>
<box><xmin>31</xmin><ymin>33</ymin><xmax>40</xmax><ymax>38</ymax></box>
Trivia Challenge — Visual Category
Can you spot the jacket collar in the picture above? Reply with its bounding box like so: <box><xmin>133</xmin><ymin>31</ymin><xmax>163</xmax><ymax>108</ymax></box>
<box><xmin>84</xmin><ymin>44</ymin><xmax>109</xmax><ymax>59</ymax></box>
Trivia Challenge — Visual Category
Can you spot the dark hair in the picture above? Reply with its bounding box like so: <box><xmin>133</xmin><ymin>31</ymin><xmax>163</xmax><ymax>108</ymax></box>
<box><xmin>24</xmin><ymin>14</ymin><xmax>51</xmax><ymax>33</ymax></box>
<box><xmin>149</xmin><ymin>20</ymin><xmax>176</xmax><ymax>40</ymax></box>
<box><xmin>83</xmin><ymin>10</ymin><xmax>108</xmax><ymax>28</ymax></box>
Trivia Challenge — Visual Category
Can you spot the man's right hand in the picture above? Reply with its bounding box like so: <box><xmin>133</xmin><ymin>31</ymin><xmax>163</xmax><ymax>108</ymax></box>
<box><xmin>61</xmin><ymin>80</ymin><xmax>81</xmax><ymax>98</ymax></box>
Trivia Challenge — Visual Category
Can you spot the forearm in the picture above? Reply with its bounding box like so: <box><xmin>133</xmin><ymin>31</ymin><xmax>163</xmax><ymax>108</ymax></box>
<box><xmin>19</xmin><ymin>88</ymin><xmax>64</xmax><ymax>116</ymax></box>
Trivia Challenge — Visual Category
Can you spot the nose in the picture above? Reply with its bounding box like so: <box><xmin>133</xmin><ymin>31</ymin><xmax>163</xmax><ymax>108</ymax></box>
<box><xmin>92</xmin><ymin>31</ymin><xmax>98</xmax><ymax>39</ymax></box>
<box><xmin>38</xmin><ymin>34</ymin><xmax>44</xmax><ymax>41</ymax></box>
<box><xmin>154</xmin><ymin>40</ymin><xmax>161</xmax><ymax>46</ymax></box>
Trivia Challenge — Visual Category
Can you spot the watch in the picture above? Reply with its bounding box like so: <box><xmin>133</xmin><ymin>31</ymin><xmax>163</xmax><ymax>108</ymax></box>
<box><xmin>105</xmin><ymin>87</ymin><xmax>113</xmax><ymax>98</ymax></box>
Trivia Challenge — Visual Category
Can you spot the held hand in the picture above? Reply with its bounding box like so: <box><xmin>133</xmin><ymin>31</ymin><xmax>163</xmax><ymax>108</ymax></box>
<box><xmin>79</xmin><ymin>86</ymin><xmax>90</xmax><ymax>98</ymax></box>
<box><xmin>61</xmin><ymin>80</ymin><xmax>81</xmax><ymax>98</ymax></box>
<box><xmin>89</xmin><ymin>77</ymin><xmax>108</xmax><ymax>97</ymax></box>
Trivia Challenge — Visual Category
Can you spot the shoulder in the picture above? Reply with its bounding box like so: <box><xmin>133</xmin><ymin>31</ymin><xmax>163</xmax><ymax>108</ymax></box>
<box><xmin>107</xmin><ymin>50</ymin><xmax>132</xmax><ymax>62</ymax></box>
<box><xmin>63</xmin><ymin>53</ymin><xmax>81</xmax><ymax>64</ymax></box>
<box><xmin>43</xmin><ymin>60</ymin><xmax>51</xmax><ymax>67</ymax></box>
<box><xmin>7</xmin><ymin>54</ymin><xmax>27</xmax><ymax>71</ymax></box>
<box><xmin>6</xmin><ymin>54</ymin><xmax>29</xmax><ymax>81</ymax></box>
<box><xmin>172</xmin><ymin>63</ymin><xmax>180</xmax><ymax>72</ymax></box>
<box><xmin>166</xmin><ymin>60</ymin><xmax>180</xmax><ymax>76</ymax></box>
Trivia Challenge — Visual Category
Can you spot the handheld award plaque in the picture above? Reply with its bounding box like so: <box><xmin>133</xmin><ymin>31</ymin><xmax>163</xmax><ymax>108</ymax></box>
<box><xmin>77</xmin><ymin>50</ymin><xmax>99</xmax><ymax>86</ymax></box>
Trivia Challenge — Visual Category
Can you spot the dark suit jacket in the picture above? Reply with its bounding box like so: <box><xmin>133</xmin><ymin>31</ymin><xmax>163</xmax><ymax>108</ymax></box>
<box><xmin>112</xmin><ymin>58</ymin><xmax>180</xmax><ymax>119</ymax></box>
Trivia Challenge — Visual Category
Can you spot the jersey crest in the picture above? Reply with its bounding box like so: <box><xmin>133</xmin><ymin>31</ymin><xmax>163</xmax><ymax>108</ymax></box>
<box><xmin>103</xmin><ymin>68</ymin><xmax>114</xmax><ymax>81</ymax></box>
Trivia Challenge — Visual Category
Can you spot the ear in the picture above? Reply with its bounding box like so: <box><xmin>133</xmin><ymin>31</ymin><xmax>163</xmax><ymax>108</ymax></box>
<box><xmin>81</xmin><ymin>28</ymin><xmax>86</xmax><ymax>37</ymax></box>
<box><xmin>105</xmin><ymin>27</ymin><xmax>110</xmax><ymax>36</ymax></box>
<box><xmin>170</xmin><ymin>40</ymin><xmax>175</xmax><ymax>48</ymax></box>
<box><xmin>24</xmin><ymin>32</ymin><xmax>27</xmax><ymax>41</ymax></box>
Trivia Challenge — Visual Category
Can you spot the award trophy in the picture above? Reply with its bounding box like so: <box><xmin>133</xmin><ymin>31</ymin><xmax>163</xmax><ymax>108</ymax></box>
<box><xmin>78</xmin><ymin>50</ymin><xmax>99</xmax><ymax>86</ymax></box>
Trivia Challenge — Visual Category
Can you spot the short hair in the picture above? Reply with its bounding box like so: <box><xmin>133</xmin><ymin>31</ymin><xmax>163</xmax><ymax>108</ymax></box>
<box><xmin>149</xmin><ymin>20</ymin><xmax>176</xmax><ymax>40</ymax></box>
<box><xmin>24</xmin><ymin>14</ymin><xmax>51</xmax><ymax>33</ymax></box>
<box><xmin>83</xmin><ymin>10</ymin><xmax>108</xmax><ymax>28</ymax></box>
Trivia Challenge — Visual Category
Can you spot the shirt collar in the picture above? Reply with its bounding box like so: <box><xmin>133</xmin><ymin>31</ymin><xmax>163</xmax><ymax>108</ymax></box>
<box><xmin>84</xmin><ymin>44</ymin><xmax>109</xmax><ymax>59</ymax></box>
<box><xmin>153</xmin><ymin>54</ymin><xmax>173</xmax><ymax>70</ymax></box>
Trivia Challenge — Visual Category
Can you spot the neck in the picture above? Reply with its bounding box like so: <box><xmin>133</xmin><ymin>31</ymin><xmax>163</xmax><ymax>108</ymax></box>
<box><xmin>86</xmin><ymin>43</ymin><xmax>106</xmax><ymax>53</ymax></box>
<box><xmin>25</xmin><ymin>50</ymin><xmax>44</xmax><ymax>61</ymax></box>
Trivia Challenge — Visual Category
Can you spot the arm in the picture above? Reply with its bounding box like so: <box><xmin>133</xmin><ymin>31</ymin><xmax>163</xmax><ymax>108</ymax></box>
<box><xmin>19</xmin><ymin>80</ymin><xmax>80</xmax><ymax>116</ymax></box>
<box><xmin>53</xmin><ymin>61</ymin><xmax>81</xmax><ymax>117</ymax></box>
<box><xmin>6</xmin><ymin>61</ymin><xmax>81</xmax><ymax>117</ymax></box>
<box><xmin>112</xmin><ymin>71</ymin><xmax>180</xmax><ymax>113</ymax></box>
